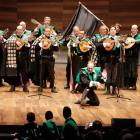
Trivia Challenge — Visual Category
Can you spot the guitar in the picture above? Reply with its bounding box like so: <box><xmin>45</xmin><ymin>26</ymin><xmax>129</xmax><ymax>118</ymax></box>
<box><xmin>103</xmin><ymin>35</ymin><xmax>125</xmax><ymax>51</ymax></box>
<box><xmin>40</xmin><ymin>35</ymin><xmax>63</xmax><ymax>50</ymax></box>
<box><xmin>31</xmin><ymin>19</ymin><xmax>56</xmax><ymax>35</ymax></box>
<box><xmin>70</xmin><ymin>35</ymin><xmax>90</xmax><ymax>53</ymax></box>
<box><xmin>124</xmin><ymin>37</ymin><xmax>140</xmax><ymax>49</ymax></box>
<box><xmin>0</xmin><ymin>28</ymin><xmax>9</xmax><ymax>43</ymax></box>
<box><xmin>16</xmin><ymin>31</ymin><xmax>38</xmax><ymax>50</ymax></box>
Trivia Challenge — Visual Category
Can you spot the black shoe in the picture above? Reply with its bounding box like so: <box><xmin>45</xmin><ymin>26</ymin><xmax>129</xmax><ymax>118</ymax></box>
<box><xmin>43</xmin><ymin>83</ymin><xmax>47</xmax><ymax>88</ymax></box>
<box><xmin>71</xmin><ymin>89</ymin><xmax>77</xmax><ymax>94</ymax></box>
<box><xmin>0</xmin><ymin>82</ymin><xmax>6</xmax><ymax>86</ymax></box>
<box><xmin>74</xmin><ymin>100</ymin><xmax>81</xmax><ymax>104</ymax></box>
<box><xmin>104</xmin><ymin>91</ymin><xmax>110</xmax><ymax>95</ymax></box>
<box><xmin>36</xmin><ymin>87</ymin><xmax>43</xmax><ymax>92</ymax></box>
<box><xmin>50</xmin><ymin>85</ymin><xmax>56</xmax><ymax>89</ymax></box>
<box><xmin>9</xmin><ymin>86</ymin><xmax>15</xmax><ymax>92</ymax></box>
<box><xmin>112</xmin><ymin>91</ymin><xmax>117</xmax><ymax>95</ymax></box>
<box><xmin>124</xmin><ymin>87</ymin><xmax>129</xmax><ymax>90</ymax></box>
<box><xmin>23</xmin><ymin>86</ymin><xmax>29</xmax><ymax>92</ymax></box>
<box><xmin>130</xmin><ymin>86</ymin><xmax>136</xmax><ymax>90</ymax></box>
<box><xmin>64</xmin><ymin>84</ymin><xmax>69</xmax><ymax>89</ymax></box>
<box><xmin>51</xmin><ymin>87</ymin><xmax>58</xmax><ymax>93</ymax></box>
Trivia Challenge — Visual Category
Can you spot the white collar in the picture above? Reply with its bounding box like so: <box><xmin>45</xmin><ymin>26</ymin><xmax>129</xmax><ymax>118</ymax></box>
<box><xmin>47</xmin><ymin>119</ymin><xmax>54</xmax><ymax>122</ymax></box>
<box><xmin>131</xmin><ymin>33</ymin><xmax>137</xmax><ymax>37</ymax></box>
<box><xmin>109</xmin><ymin>35</ymin><xmax>116</xmax><ymax>39</ymax></box>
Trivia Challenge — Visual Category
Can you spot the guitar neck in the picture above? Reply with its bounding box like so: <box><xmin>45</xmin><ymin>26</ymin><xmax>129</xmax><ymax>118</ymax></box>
<box><xmin>20</xmin><ymin>40</ymin><xmax>26</xmax><ymax>43</ymax></box>
<box><xmin>131</xmin><ymin>39</ymin><xmax>140</xmax><ymax>43</ymax></box>
<box><xmin>70</xmin><ymin>36</ymin><xmax>82</xmax><ymax>45</ymax></box>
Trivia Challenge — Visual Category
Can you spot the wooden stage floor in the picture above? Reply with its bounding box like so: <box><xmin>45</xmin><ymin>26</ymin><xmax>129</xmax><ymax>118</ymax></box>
<box><xmin>0</xmin><ymin>64</ymin><xmax>140</xmax><ymax>127</ymax></box>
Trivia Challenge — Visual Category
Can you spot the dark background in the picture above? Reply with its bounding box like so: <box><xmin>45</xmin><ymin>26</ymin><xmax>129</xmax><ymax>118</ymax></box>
<box><xmin>0</xmin><ymin>0</ymin><xmax>140</xmax><ymax>40</ymax></box>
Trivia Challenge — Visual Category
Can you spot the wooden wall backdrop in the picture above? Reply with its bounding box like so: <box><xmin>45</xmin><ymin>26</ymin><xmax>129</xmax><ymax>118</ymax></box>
<box><xmin>0</xmin><ymin>0</ymin><xmax>140</xmax><ymax>42</ymax></box>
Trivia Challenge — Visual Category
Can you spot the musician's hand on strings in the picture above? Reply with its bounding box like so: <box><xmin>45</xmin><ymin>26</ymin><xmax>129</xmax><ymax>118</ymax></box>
<box><xmin>84</xmin><ymin>45</ymin><xmax>90</xmax><ymax>50</ymax></box>
<box><xmin>28</xmin><ymin>35</ymin><xmax>33</xmax><ymax>41</ymax></box>
<box><xmin>53</xmin><ymin>40</ymin><xmax>56</xmax><ymax>45</ymax></box>
<box><xmin>43</xmin><ymin>42</ymin><xmax>48</xmax><ymax>47</ymax></box>
<box><xmin>83</xmin><ymin>45</ymin><xmax>87</xmax><ymax>50</ymax></box>
<box><xmin>115</xmin><ymin>40</ymin><xmax>119</xmax><ymax>46</ymax></box>
<box><xmin>0</xmin><ymin>36</ymin><xmax>3</xmax><ymax>41</ymax></box>
<box><xmin>75</xmin><ymin>40</ymin><xmax>79</xmax><ymax>45</ymax></box>
<box><xmin>106</xmin><ymin>43</ymin><xmax>111</xmax><ymax>48</ymax></box>
<box><xmin>25</xmin><ymin>40</ymin><xmax>28</xmax><ymax>45</ymax></box>
<box><xmin>125</xmin><ymin>41</ymin><xmax>130</xmax><ymax>45</ymax></box>
<box><xmin>16</xmin><ymin>41</ymin><xmax>21</xmax><ymax>47</ymax></box>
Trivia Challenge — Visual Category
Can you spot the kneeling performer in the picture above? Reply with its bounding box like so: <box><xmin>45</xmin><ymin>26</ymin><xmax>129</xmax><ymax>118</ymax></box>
<box><xmin>74</xmin><ymin>61</ymin><xmax>106</xmax><ymax>108</ymax></box>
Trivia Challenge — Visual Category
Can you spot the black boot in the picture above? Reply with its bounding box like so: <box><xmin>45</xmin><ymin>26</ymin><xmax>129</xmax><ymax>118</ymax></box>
<box><xmin>74</xmin><ymin>100</ymin><xmax>81</xmax><ymax>104</ymax></box>
<box><xmin>124</xmin><ymin>78</ymin><xmax>129</xmax><ymax>90</ymax></box>
<box><xmin>104</xmin><ymin>83</ymin><xmax>110</xmax><ymax>94</ymax></box>
<box><xmin>49</xmin><ymin>84</ymin><xmax>56</xmax><ymax>89</ymax></box>
<box><xmin>9</xmin><ymin>86</ymin><xmax>15</xmax><ymax>92</ymax></box>
<box><xmin>71</xmin><ymin>89</ymin><xmax>77</xmax><ymax>94</ymax></box>
<box><xmin>36</xmin><ymin>87</ymin><xmax>43</xmax><ymax>92</ymax></box>
<box><xmin>130</xmin><ymin>78</ymin><xmax>137</xmax><ymax>90</ymax></box>
<box><xmin>51</xmin><ymin>87</ymin><xmax>58</xmax><ymax>93</ymax></box>
<box><xmin>112</xmin><ymin>83</ymin><xmax>117</xmax><ymax>95</ymax></box>
<box><xmin>64</xmin><ymin>83</ymin><xmax>69</xmax><ymax>89</ymax></box>
<box><xmin>43</xmin><ymin>83</ymin><xmax>47</xmax><ymax>88</ymax></box>
<box><xmin>23</xmin><ymin>86</ymin><xmax>29</xmax><ymax>92</ymax></box>
<box><xmin>43</xmin><ymin>79</ymin><xmax>47</xmax><ymax>88</ymax></box>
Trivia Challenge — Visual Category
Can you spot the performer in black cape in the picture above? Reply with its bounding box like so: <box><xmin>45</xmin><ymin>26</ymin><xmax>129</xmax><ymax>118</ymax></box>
<box><xmin>30</xmin><ymin>26</ymin><xmax>59</xmax><ymax>93</ymax></box>
<box><xmin>0</xmin><ymin>25</ymin><xmax>30</xmax><ymax>92</ymax></box>
<box><xmin>95</xmin><ymin>26</ymin><xmax>121</xmax><ymax>95</ymax></box>
<box><xmin>63</xmin><ymin>26</ymin><xmax>82</xmax><ymax>92</ymax></box>
<box><xmin>124</xmin><ymin>24</ymin><xmax>140</xmax><ymax>90</ymax></box>
<box><xmin>0</xmin><ymin>29</ymin><xmax>7</xmax><ymax>86</ymax></box>
<box><xmin>91</xmin><ymin>25</ymin><xmax>108</xmax><ymax>70</ymax></box>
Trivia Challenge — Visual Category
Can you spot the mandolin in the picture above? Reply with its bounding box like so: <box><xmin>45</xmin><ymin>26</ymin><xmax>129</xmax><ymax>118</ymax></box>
<box><xmin>124</xmin><ymin>37</ymin><xmax>140</xmax><ymax>49</ymax></box>
<box><xmin>16</xmin><ymin>31</ymin><xmax>38</xmax><ymax>50</ymax></box>
<box><xmin>0</xmin><ymin>28</ymin><xmax>9</xmax><ymax>43</ymax></box>
<box><xmin>40</xmin><ymin>35</ymin><xmax>63</xmax><ymax>50</ymax></box>
<box><xmin>103</xmin><ymin>35</ymin><xmax>125</xmax><ymax>51</ymax></box>
<box><xmin>70</xmin><ymin>35</ymin><xmax>90</xmax><ymax>53</ymax></box>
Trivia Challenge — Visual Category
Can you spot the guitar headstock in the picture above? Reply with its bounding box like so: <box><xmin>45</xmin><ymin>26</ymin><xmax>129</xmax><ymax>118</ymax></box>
<box><xmin>31</xmin><ymin>19</ymin><xmax>38</xmax><ymax>25</ymax></box>
<box><xmin>31</xmin><ymin>31</ymin><xmax>38</xmax><ymax>36</ymax></box>
<box><xmin>1</xmin><ymin>28</ymin><xmax>9</xmax><ymax>36</ymax></box>
<box><xmin>69</xmin><ymin>35</ymin><xmax>76</xmax><ymax>41</ymax></box>
<box><xmin>55</xmin><ymin>35</ymin><xmax>63</xmax><ymax>41</ymax></box>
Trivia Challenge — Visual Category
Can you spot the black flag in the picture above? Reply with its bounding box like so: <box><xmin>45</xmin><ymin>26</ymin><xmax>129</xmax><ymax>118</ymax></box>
<box><xmin>62</xmin><ymin>3</ymin><xmax>101</xmax><ymax>40</ymax></box>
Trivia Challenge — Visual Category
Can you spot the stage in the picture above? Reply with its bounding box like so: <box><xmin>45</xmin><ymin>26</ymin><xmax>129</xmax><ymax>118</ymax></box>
<box><xmin>0</xmin><ymin>64</ymin><xmax>140</xmax><ymax>127</ymax></box>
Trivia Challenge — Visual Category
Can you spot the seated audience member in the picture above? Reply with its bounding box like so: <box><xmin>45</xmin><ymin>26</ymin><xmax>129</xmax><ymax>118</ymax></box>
<box><xmin>118</xmin><ymin>129</ymin><xmax>132</xmax><ymax>140</ymax></box>
<box><xmin>84</xmin><ymin>131</ymin><xmax>97</xmax><ymax>140</ymax></box>
<box><xmin>61</xmin><ymin>106</ymin><xmax>80</xmax><ymax>140</ymax></box>
<box><xmin>41</xmin><ymin>111</ymin><xmax>60</xmax><ymax>140</ymax></box>
<box><xmin>17</xmin><ymin>112</ymin><xmax>40</xmax><ymax>140</ymax></box>
<box><xmin>121</xmin><ymin>133</ymin><xmax>133</xmax><ymax>140</ymax></box>
<box><xmin>133</xmin><ymin>131</ymin><xmax>140</xmax><ymax>140</ymax></box>
<box><xmin>82</xmin><ymin>120</ymin><xmax>103</xmax><ymax>139</ymax></box>
<box><xmin>103</xmin><ymin>129</ymin><xmax>117</xmax><ymax>140</ymax></box>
